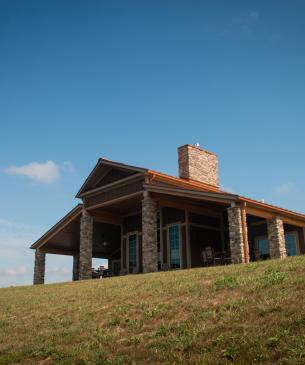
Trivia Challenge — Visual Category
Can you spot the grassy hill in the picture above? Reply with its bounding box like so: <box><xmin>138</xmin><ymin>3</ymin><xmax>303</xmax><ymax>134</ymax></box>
<box><xmin>1</xmin><ymin>257</ymin><xmax>305</xmax><ymax>365</ymax></box>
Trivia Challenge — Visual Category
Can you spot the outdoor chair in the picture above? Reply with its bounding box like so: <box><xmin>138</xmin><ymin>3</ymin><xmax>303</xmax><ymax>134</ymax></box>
<box><xmin>205</xmin><ymin>246</ymin><xmax>222</xmax><ymax>266</ymax></box>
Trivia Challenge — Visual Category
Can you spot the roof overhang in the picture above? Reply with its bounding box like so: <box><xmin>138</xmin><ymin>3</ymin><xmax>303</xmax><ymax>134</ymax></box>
<box><xmin>30</xmin><ymin>204</ymin><xmax>83</xmax><ymax>250</ymax></box>
<box><xmin>144</xmin><ymin>183</ymin><xmax>238</xmax><ymax>204</ymax></box>
<box><xmin>240</xmin><ymin>197</ymin><xmax>305</xmax><ymax>227</ymax></box>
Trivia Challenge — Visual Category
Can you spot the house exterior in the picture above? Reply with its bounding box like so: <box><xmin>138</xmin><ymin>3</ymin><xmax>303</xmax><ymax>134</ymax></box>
<box><xmin>31</xmin><ymin>144</ymin><xmax>305</xmax><ymax>284</ymax></box>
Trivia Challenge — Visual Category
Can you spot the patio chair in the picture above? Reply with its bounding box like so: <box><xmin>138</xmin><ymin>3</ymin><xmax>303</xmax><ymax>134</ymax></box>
<box><xmin>205</xmin><ymin>246</ymin><xmax>222</xmax><ymax>266</ymax></box>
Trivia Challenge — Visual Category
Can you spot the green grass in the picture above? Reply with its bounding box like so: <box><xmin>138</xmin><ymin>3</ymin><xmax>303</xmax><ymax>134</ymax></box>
<box><xmin>2</xmin><ymin>257</ymin><xmax>305</xmax><ymax>364</ymax></box>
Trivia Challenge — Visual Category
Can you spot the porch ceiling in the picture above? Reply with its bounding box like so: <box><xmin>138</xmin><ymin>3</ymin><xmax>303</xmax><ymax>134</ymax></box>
<box><xmin>35</xmin><ymin>215</ymin><xmax>81</xmax><ymax>255</ymax></box>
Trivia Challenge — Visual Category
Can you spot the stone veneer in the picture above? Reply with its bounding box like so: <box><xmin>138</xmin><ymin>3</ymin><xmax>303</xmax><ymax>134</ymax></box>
<box><xmin>267</xmin><ymin>217</ymin><xmax>287</xmax><ymax>259</ymax></box>
<box><xmin>33</xmin><ymin>249</ymin><xmax>46</xmax><ymax>285</ymax></box>
<box><xmin>79</xmin><ymin>209</ymin><xmax>93</xmax><ymax>280</ymax></box>
<box><xmin>142</xmin><ymin>191</ymin><xmax>158</xmax><ymax>273</ymax></box>
<box><xmin>178</xmin><ymin>144</ymin><xmax>219</xmax><ymax>187</ymax></box>
<box><xmin>73</xmin><ymin>254</ymin><xmax>80</xmax><ymax>281</ymax></box>
<box><xmin>227</xmin><ymin>206</ymin><xmax>246</xmax><ymax>264</ymax></box>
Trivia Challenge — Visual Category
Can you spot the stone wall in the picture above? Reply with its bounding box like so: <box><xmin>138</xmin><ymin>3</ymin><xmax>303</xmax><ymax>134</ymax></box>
<box><xmin>227</xmin><ymin>206</ymin><xmax>246</xmax><ymax>264</ymax></box>
<box><xmin>73</xmin><ymin>254</ymin><xmax>80</xmax><ymax>281</ymax></box>
<box><xmin>142</xmin><ymin>192</ymin><xmax>158</xmax><ymax>273</ymax></box>
<box><xmin>79</xmin><ymin>209</ymin><xmax>93</xmax><ymax>280</ymax></box>
<box><xmin>267</xmin><ymin>217</ymin><xmax>287</xmax><ymax>259</ymax></box>
<box><xmin>33</xmin><ymin>249</ymin><xmax>46</xmax><ymax>285</ymax></box>
<box><xmin>178</xmin><ymin>144</ymin><xmax>219</xmax><ymax>187</ymax></box>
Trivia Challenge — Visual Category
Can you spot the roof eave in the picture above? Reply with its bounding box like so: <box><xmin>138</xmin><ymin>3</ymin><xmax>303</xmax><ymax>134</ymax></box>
<box><xmin>30</xmin><ymin>204</ymin><xmax>83</xmax><ymax>250</ymax></box>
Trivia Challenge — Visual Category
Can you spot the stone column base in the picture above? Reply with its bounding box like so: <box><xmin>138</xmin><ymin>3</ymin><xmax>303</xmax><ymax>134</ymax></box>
<box><xmin>227</xmin><ymin>206</ymin><xmax>246</xmax><ymax>264</ymax></box>
<box><xmin>33</xmin><ymin>249</ymin><xmax>46</xmax><ymax>285</ymax></box>
<box><xmin>267</xmin><ymin>217</ymin><xmax>286</xmax><ymax>259</ymax></box>
<box><xmin>79</xmin><ymin>209</ymin><xmax>93</xmax><ymax>280</ymax></box>
<box><xmin>142</xmin><ymin>192</ymin><xmax>158</xmax><ymax>273</ymax></box>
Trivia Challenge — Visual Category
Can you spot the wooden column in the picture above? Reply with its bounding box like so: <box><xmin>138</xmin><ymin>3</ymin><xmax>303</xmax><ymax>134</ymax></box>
<box><xmin>220</xmin><ymin>213</ymin><xmax>225</xmax><ymax>253</ymax></box>
<box><xmin>185</xmin><ymin>210</ymin><xmax>191</xmax><ymax>268</ymax></box>
<box><xmin>241</xmin><ymin>203</ymin><xmax>250</xmax><ymax>263</ymax></box>
<box><xmin>119</xmin><ymin>224</ymin><xmax>126</xmax><ymax>275</ymax></box>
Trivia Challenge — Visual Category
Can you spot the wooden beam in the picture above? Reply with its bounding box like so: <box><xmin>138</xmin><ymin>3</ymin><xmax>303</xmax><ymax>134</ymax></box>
<box><xmin>91</xmin><ymin>211</ymin><xmax>122</xmax><ymax>225</ymax></box>
<box><xmin>282</xmin><ymin>216</ymin><xmax>305</xmax><ymax>228</ymax></box>
<box><xmin>82</xmin><ymin>173</ymin><xmax>145</xmax><ymax>198</ymax></box>
<box><xmin>39</xmin><ymin>248</ymin><xmax>77</xmax><ymax>256</ymax></box>
<box><xmin>246</xmin><ymin>206</ymin><xmax>273</xmax><ymax>219</ymax></box>
<box><xmin>153</xmin><ymin>196</ymin><xmax>221</xmax><ymax>218</ymax></box>
<box><xmin>250</xmin><ymin>220</ymin><xmax>267</xmax><ymax>227</ymax></box>
<box><xmin>86</xmin><ymin>192</ymin><xmax>143</xmax><ymax>211</ymax></box>
<box><xmin>246</xmin><ymin>205</ymin><xmax>305</xmax><ymax>227</ymax></box>
<box><xmin>145</xmin><ymin>184</ymin><xmax>235</xmax><ymax>204</ymax></box>
<box><xmin>189</xmin><ymin>222</ymin><xmax>221</xmax><ymax>231</ymax></box>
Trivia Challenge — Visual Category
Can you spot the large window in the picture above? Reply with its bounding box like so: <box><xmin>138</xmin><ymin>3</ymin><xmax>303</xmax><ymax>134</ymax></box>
<box><xmin>257</xmin><ymin>233</ymin><xmax>299</xmax><ymax>259</ymax></box>
<box><xmin>157</xmin><ymin>211</ymin><xmax>161</xmax><ymax>271</ymax></box>
<box><xmin>257</xmin><ymin>238</ymin><xmax>270</xmax><ymax>259</ymax></box>
<box><xmin>168</xmin><ymin>224</ymin><xmax>181</xmax><ymax>269</ymax></box>
<box><xmin>285</xmin><ymin>233</ymin><xmax>298</xmax><ymax>256</ymax></box>
<box><xmin>128</xmin><ymin>234</ymin><xmax>137</xmax><ymax>273</ymax></box>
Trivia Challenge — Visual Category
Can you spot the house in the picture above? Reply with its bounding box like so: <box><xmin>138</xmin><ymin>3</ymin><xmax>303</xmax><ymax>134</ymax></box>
<box><xmin>30</xmin><ymin>144</ymin><xmax>305</xmax><ymax>284</ymax></box>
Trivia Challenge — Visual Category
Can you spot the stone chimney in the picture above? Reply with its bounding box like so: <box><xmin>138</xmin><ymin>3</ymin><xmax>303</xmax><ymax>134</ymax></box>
<box><xmin>178</xmin><ymin>144</ymin><xmax>219</xmax><ymax>187</ymax></box>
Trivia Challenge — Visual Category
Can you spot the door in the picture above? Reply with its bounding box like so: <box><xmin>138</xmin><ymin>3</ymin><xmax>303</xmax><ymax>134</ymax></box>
<box><xmin>285</xmin><ymin>233</ymin><xmax>298</xmax><ymax>256</ymax></box>
<box><xmin>257</xmin><ymin>237</ymin><xmax>270</xmax><ymax>259</ymax></box>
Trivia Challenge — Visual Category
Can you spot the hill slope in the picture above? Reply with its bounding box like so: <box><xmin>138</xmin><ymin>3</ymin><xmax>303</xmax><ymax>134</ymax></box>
<box><xmin>1</xmin><ymin>257</ymin><xmax>305</xmax><ymax>365</ymax></box>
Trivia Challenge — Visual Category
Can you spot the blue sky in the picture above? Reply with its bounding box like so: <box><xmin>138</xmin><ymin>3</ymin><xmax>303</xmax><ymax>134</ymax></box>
<box><xmin>1</xmin><ymin>0</ymin><xmax>305</xmax><ymax>287</ymax></box>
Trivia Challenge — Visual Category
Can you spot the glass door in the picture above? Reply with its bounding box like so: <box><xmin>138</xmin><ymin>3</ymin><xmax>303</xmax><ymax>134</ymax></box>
<box><xmin>285</xmin><ymin>233</ymin><xmax>298</xmax><ymax>256</ymax></box>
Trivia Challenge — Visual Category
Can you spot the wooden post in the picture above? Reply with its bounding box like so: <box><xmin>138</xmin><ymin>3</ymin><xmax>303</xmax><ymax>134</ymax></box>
<box><xmin>241</xmin><ymin>203</ymin><xmax>250</xmax><ymax>263</ymax></box>
<box><xmin>185</xmin><ymin>210</ymin><xmax>191</xmax><ymax>268</ymax></box>
<box><xmin>220</xmin><ymin>212</ymin><xmax>225</xmax><ymax>253</ymax></box>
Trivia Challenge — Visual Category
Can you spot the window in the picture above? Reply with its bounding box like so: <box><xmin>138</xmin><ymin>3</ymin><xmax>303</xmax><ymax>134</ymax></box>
<box><xmin>168</xmin><ymin>224</ymin><xmax>181</xmax><ymax>269</ymax></box>
<box><xmin>285</xmin><ymin>233</ymin><xmax>298</xmax><ymax>256</ymax></box>
<box><xmin>128</xmin><ymin>234</ymin><xmax>137</xmax><ymax>273</ymax></box>
<box><xmin>157</xmin><ymin>211</ymin><xmax>161</xmax><ymax>271</ymax></box>
<box><xmin>257</xmin><ymin>238</ymin><xmax>270</xmax><ymax>259</ymax></box>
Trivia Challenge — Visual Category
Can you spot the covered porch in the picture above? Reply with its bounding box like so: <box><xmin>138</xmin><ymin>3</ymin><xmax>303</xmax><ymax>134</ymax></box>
<box><xmin>31</xmin><ymin>188</ymin><xmax>305</xmax><ymax>284</ymax></box>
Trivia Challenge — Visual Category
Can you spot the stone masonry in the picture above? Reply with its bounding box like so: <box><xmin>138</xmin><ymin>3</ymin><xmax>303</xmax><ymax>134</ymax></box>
<box><xmin>227</xmin><ymin>205</ymin><xmax>246</xmax><ymax>264</ymax></box>
<box><xmin>79</xmin><ymin>208</ymin><xmax>93</xmax><ymax>280</ymax></box>
<box><xmin>33</xmin><ymin>249</ymin><xmax>46</xmax><ymax>285</ymax></box>
<box><xmin>267</xmin><ymin>217</ymin><xmax>287</xmax><ymax>259</ymax></box>
<box><xmin>178</xmin><ymin>144</ymin><xmax>219</xmax><ymax>187</ymax></box>
<box><xmin>142</xmin><ymin>191</ymin><xmax>158</xmax><ymax>273</ymax></box>
<box><xmin>72</xmin><ymin>254</ymin><xmax>80</xmax><ymax>281</ymax></box>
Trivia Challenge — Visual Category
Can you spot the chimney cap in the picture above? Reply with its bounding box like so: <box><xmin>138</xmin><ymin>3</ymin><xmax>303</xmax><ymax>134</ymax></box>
<box><xmin>178</xmin><ymin>143</ymin><xmax>217</xmax><ymax>156</ymax></box>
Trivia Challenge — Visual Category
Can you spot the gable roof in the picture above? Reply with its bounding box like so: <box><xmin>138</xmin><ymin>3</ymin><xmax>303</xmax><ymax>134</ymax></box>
<box><xmin>76</xmin><ymin>158</ymin><xmax>148</xmax><ymax>198</ymax></box>
<box><xmin>76</xmin><ymin>158</ymin><xmax>305</xmax><ymax>224</ymax></box>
